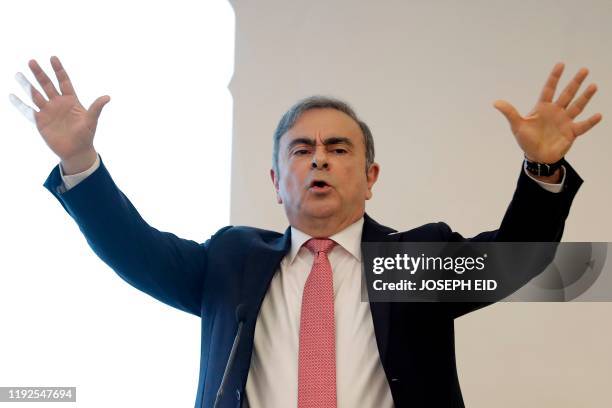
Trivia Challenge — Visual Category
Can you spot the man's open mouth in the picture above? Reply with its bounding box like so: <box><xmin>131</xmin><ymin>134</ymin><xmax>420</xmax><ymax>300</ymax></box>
<box><xmin>309</xmin><ymin>180</ymin><xmax>332</xmax><ymax>191</ymax></box>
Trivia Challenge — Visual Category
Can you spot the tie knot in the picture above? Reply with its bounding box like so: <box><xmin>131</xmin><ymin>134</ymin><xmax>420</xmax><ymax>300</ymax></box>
<box><xmin>304</xmin><ymin>238</ymin><xmax>336</xmax><ymax>255</ymax></box>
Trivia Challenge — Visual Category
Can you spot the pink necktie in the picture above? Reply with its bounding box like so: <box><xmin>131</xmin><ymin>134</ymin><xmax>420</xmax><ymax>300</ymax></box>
<box><xmin>298</xmin><ymin>238</ymin><xmax>337</xmax><ymax>408</ymax></box>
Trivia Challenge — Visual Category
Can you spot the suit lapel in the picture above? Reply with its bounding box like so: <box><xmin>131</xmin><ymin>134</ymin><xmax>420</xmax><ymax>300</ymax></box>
<box><xmin>241</xmin><ymin>227</ymin><xmax>292</xmax><ymax>322</ymax></box>
<box><xmin>233</xmin><ymin>227</ymin><xmax>292</xmax><ymax>393</ymax></box>
<box><xmin>362</xmin><ymin>213</ymin><xmax>400</xmax><ymax>366</ymax></box>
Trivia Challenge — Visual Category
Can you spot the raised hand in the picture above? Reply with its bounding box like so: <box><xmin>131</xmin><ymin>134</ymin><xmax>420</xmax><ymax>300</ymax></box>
<box><xmin>494</xmin><ymin>63</ymin><xmax>602</xmax><ymax>164</ymax></box>
<box><xmin>9</xmin><ymin>56</ymin><xmax>110</xmax><ymax>173</ymax></box>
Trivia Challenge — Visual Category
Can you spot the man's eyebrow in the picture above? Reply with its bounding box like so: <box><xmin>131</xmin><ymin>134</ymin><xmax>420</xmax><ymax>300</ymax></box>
<box><xmin>286</xmin><ymin>136</ymin><xmax>354</xmax><ymax>150</ymax></box>
<box><xmin>287</xmin><ymin>137</ymin><xmax>316</xmax><ymax>150</ymax></box>
<box><xmin>323</xmin><ymin>136</ymin><xmax>354</xmax><ymax>147</ymax></box>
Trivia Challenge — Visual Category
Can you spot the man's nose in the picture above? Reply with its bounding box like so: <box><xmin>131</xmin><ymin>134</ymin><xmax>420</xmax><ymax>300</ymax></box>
<box><xmin>311</xmin><ymin>148</ymin><xmax>329</xmax><ymax>169</ymax></box>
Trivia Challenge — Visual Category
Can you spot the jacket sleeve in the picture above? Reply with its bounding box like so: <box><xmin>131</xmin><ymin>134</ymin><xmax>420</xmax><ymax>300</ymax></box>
<box><xmin>438</xmin><ymin>159</ymin><xmax>583</xmax><ymax>318</ymax></box>
<box><xmin>44</xmin><ymin>156</ymin><xmax>227</xmax><ymax>317</ymax></box>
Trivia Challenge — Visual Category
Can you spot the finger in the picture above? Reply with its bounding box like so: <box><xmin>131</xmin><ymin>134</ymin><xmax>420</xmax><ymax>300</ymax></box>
<box><xmin>556</xmin><ymin>67</ymin><xmax>589</xmax><ymax>108</ymax></box>
<box><xmin>28</xmin><ymin>59</ymin><xmax>60</xmax><ymax>99</ymax></box>
<box><xmin>9</xmin><ymin>93</ymin><xmax>37</xmax><ymax>124</ymax></box>
<box><xmin>539</xmin><ymin>62</ymin><xmax>564</xmax><ymax>103</ymax></box>
<box><xmin>567</xmin><ymin>84</ymin><xmax>598</xmax><ymax>119</ymax></box>
<box><xmin>50</xmin><ymin>56</ymin><xmax>76</xmax><ymax>95</ymax></box>
<box><xmin>15</xmin><ymin>72</ymin><xmax>47</xmax><ymax>109</ymax></box>
<box><xmin>88</xmin><ymin>95</ymin><xmax>111</xmax><ymax>119</ymax></box>
<box><xmin>572</xmin><ymin>113</ymin><xmax>603</xmax><ymax>137</ymax></box>
<box><xmin>493</xmin><ymin>100</ymin><xmax>522</xmax><ymax>131</ymax></box>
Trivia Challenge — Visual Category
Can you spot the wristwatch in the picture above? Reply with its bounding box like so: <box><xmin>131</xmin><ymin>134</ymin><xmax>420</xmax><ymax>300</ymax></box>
<box><xmin>524</xmin><ymin>155</ymin><xmax>564</xmax><ymax>177</ymax></box>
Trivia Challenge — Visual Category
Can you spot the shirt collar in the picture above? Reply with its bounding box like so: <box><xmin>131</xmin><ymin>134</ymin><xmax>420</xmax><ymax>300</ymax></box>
<box><xmin>288</xmin><ymin>217</ymin><xmax>364</xmax><ymax>264</ymax></box>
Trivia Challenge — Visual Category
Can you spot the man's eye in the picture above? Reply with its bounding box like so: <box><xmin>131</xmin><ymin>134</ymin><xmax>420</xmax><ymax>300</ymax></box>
<box><xmin>294</xmin><ymin>149</ymin><xmax>310</xmax><ymax>155</ymax></box>
<box><xmin>333</xmin><ymin>148</ymin><xmax>347</xmax><ymax>154</ymax></box>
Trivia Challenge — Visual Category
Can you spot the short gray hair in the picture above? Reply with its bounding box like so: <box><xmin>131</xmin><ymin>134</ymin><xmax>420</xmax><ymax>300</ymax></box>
<box><xmin>272</xmin><ymin>95</ymin><xmax>375</xmax><ymax>175</ymax></box>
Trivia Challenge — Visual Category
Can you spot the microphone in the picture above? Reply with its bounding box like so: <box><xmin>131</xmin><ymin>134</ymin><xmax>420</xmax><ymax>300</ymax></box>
<box><xmin>213</xmin><ymin>304</ymin><xmax>246</xmax><ymax>408</ymax></box>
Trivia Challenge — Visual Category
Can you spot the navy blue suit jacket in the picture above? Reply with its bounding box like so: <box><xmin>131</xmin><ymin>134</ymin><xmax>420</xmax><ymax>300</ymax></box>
<box><xmin>44</xmin><ymin>158</ymin><xmax>582</xmax><ymax>408</ymax></box>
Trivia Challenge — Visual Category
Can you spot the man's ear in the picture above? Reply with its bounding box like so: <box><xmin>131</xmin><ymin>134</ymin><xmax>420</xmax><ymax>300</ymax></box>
<box><xmin>365</xmin><ymin>162</ymin><xmax>380</xmax><ymax>200</ymax></box>
<box><xmin>270</xmin><ymin>168</ymin><xmax>283</xmax><ymax>204</ymax></box>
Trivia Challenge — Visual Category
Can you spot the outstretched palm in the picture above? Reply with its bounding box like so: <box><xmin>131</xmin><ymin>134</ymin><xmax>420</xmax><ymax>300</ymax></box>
<box><xmin>10</xmin><ymin>56</ymin><xmax>110</xmax><ymax>161</ymax></box>
<box><xmin>35</xmin><ymin>93</ymin><xmax>98</xmax><ymax>159</ymax></box>
<box><xmin>494</xmin><ymin>63</ymin><xmax>602</xmax><ymax>164</ymax></box>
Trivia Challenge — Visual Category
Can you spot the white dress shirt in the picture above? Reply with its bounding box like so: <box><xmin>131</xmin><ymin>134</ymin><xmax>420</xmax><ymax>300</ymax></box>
<box><xmin>59</xmin><ymin>154</ymin><xmax>565</xmax><ymax>408</ymax></box>
<box><xmin>244</xmin><ymin>218</ymin><xmax>393</xmax><ymax>408</ymax></box>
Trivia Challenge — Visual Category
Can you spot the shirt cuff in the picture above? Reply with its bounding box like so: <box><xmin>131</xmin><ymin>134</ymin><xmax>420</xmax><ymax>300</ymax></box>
<box><xmin>59</xmin><ymin>153</ymin><xmax>101</xmax><ymax>191</ymax></box>
<box><xmin>523</xmin><ymin>162</ymin><xmax>565</xmax><ymax>193</ymax></box>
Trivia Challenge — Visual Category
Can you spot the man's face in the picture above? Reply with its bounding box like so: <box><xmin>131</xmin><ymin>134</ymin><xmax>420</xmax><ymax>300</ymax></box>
<box><xmin>271</xmin><ymin>108</ymin><xmax>379</xmax><ymax>229</ymax></box>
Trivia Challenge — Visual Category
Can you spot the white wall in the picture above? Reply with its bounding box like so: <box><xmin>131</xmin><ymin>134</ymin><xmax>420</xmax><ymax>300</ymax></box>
<box><xmin>0</xmin><ymin>1</ymin><xmax>234</xmax><ymax>407</ymax></box>
<box><xmin>229</xmin><ymin>1</ymin><xmax>612</xmax><ymax>406</ymax></box>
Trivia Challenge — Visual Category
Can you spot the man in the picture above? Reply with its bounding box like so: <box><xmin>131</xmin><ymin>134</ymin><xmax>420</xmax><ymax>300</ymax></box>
<box><xmin>10</xmin><ymin>56</ymin><xmax>601</xmax><ymax>407</ymax></box>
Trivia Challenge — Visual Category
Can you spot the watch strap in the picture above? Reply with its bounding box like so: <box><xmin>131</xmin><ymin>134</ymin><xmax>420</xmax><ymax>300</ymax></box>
<box><xmin>524</xmin><ymin>156</ymin><xmax>564</xmax><ymax>177</ymax></box>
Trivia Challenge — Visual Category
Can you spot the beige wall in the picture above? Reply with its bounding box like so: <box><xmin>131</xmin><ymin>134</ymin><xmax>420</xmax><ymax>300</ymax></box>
<box><xmin>229</xmin><ymin>0</ymin><xmax>612</xmax><ymax>406</ymax></box>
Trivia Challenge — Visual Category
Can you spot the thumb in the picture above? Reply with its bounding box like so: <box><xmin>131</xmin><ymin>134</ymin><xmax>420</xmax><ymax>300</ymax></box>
<box><xmin>88</xmin><ymin>95</ymin><xmax>111</xmax><ymax>119</ymax></box>
<box><xmin>493</xmin><ymin>100</ymin><xmax>521</xmax><ymax>132</ymax></box>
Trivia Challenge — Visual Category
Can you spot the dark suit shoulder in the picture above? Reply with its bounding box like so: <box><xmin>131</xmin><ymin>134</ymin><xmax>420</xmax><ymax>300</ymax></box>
<box><xmin>392</xmin><ymin>221</ymin><xmax>453</xmax><ymax>242</ymax></box>
<box><xmin>208</xmin><ymin>225</ymin><xmax>286</xmax><ymax>254</ymax></box>
<box><xmin>364</xmin><ymin>214</ymin><xmax>454</xmax><ymax>242</ymax></box>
